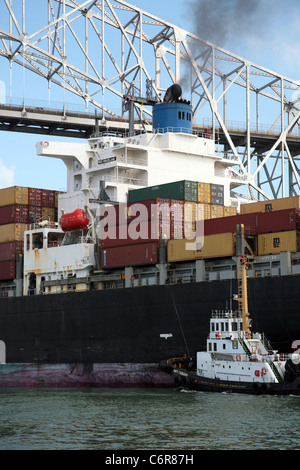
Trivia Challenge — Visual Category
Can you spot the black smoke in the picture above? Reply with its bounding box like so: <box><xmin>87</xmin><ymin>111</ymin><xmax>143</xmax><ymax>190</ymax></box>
<box><xmin>186</xmin><ymin>0</ymin><xmax>271</xmax><ymax>48</ymax></box>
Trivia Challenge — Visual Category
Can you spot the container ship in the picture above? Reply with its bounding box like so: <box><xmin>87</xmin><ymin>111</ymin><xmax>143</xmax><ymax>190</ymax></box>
<box><xmin>0</xmin><ymin>87</ymin><xmax>300</xmax><ymax>387</ymax></box>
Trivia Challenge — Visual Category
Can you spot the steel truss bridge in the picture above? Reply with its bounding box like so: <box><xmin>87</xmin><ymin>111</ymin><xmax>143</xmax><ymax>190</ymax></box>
<box><xmin>1</xmin><ymin>0</ymin><xmax>300</xmax><ymax>200</ymax></box>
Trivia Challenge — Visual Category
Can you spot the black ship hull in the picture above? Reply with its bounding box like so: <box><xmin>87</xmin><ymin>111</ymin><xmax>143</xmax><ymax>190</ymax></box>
<box><xmin>0</xmin><ymin>275</ymin><xmax>299</xmax><ymax>387</ymax></box>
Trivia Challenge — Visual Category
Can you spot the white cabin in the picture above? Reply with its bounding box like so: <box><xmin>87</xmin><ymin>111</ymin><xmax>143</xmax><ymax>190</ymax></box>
<box><xmin>196</xmin><ymin>310</ymin><xmax>287</xmax><ymax>383</ymax></box>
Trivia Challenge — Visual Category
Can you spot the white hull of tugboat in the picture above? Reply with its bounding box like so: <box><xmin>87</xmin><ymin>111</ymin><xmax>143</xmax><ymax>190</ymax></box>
<box><xmin>170</xmin><ymin>366</ymin><xmax>300</xmax><ymax>395</ymax></box>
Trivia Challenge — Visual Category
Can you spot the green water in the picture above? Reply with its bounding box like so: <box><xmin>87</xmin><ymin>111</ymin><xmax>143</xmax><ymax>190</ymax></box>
<box><xmin>0</xmin><ymin>388</ymin><xmax>299</xmax><ymax>450</ymax></box>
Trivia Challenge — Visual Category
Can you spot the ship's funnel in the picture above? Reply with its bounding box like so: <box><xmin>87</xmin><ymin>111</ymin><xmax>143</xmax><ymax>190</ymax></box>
<box><xmin>163</xmin><ymin>84</ymin><xmax>182</xmax><ymax>103</ymax></box>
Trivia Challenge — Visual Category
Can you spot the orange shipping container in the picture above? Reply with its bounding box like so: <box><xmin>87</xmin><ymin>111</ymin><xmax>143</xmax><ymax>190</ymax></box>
<box><xmin>0</xmin><ymin>186</ymin><xmax>28</xmax><ymax>208</ymax></box>
<box><xmin>167</xmin><ymin>232</ymin><xmax>235</xmax><ymax>262</ymax></box>
<box><xmin>0</xmin><ymin>223</ymin><xmax>28</xmax><ymax>243</ymax></box>
<box><xmin>258</xmin><ymin>230</ymin><xmax>299</xmax><ymax>255</ymax></box>
<box><xmin>210</xmin><ymin>204</ymin><xmax>224</xmax><ymax>219</ymax></box>
<box><xmin>240</xmin><ymin>196</ymin><xmax>300</xmax><ymax>215</ymax></box>
<box><xmin>198</xmin><ymin>182</ymin><xmax>211</xmax><ymax>203</ymax></box>
<box><xmin>223</xmin><ymin>206</ymin><xmax>237</xmax><ymax>217</ymax></box>
<box><xmin>42</xmin><ymin>207</ymin><xmax>55</xmax><ymax>221</ymax></box>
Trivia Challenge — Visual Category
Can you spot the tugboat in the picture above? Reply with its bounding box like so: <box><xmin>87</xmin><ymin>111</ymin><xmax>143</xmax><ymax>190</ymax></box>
<box><xmin>160</xmin><ymin>254</ymin><xmax>300</xmax><ymax>395</ymax></box>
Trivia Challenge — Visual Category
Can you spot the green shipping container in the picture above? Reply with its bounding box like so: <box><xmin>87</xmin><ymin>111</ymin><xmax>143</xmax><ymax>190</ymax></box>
<box><xmin>128</xmin><ymin>180</ymin><xmax>198</xmax><ymax>203</ymax></box>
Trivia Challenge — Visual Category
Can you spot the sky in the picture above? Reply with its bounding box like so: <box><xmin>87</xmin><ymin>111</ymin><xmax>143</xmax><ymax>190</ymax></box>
<box><xmin>0</xmin><ymin>0</ymin><xmax>300</xmax><ymax>191</ymax></box>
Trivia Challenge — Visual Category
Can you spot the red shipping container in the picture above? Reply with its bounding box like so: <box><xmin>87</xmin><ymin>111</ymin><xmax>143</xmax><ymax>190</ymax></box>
<box><xmin>0</xmin><ymin>260</ymin><xmax>16</xmax><ymax>280</ymax></box>
<box><xmin>28</xmin><ymin>188</ymin><xmax>42</xmax><ymax>206</ymax></box>
<box><xmin>101</xmin><ymin>241</ymin><xmax>159</xmax><ymax>269</ymax></box>
<box><xmin>258</xmin><ymin>208</ymin><xmax>300</xmax><ymax>234</ymax></box>
<box><xmin>28</xmin><ymin>205</ymin><xmax>43</xmax><ymax>222</ymax></box>
<box><xmin>42</xmin><ymin>189</ymin><xmax>55</xmax><ymax>208</ymax></box>
<box><xmin>204</xmin><ymin>213</ymin><xmax>259</xmax><ymax>236</ymax></box>
<box><xmin>170</xmin><ymin>219</ymin><xmax>184</xmax><ymax>239</ymax></box>
<box><xmin>101</xmin><ymin>198</ymin><xmax>171</xmax><ymax>226</ymax></box>
<box><xmin>101</xmin><ymin>219</ymin><xmax>170</xmax><ymax>248</ymax></box>
<box><xmin>0</xmin><ymin>241</ymin><xmax>23</xmax><ymax>261</ymax></box>
<box><xmin>0</xmin><ymin>205</ymin><xmax>29</xmax><ymax>225</ymax></box>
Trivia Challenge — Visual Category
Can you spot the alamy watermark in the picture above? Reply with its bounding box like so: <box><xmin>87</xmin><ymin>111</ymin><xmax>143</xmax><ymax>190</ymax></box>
<box><xmin>291</xmin><ymin>340</ymin><xmax>300</xmax><ymax>364</ymax></box>
<box><xmin>95</xmin><ymin>202</ymin><xmax>204</xmax><ymax>251</ymax></box>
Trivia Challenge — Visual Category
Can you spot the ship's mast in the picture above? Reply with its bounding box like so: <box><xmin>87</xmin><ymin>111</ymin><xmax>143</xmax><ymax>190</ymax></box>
<box><xmin>237</xmin><ymin>254</ymin><xmax>251</xmax><ymax>339</ymax></box>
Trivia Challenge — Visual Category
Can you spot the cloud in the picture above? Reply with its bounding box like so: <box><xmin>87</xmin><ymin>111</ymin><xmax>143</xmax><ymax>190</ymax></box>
<box><xmin>0</xmin><ymin>158</ymin><xmax>15</xmax><ymax>188</ymax></box>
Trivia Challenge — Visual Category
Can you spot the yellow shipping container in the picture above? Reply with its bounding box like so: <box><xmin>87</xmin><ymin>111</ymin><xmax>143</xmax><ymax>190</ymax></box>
<box><xmin>198</xmin><ymin>182</ymin><xmax>211</xmax><ymax>203</ymax></box>
<box><xmin>210</xmin><ymin>204</ymin><xmax>224</xmax><ymax>219</ymax></box>
<box><xmin>200</xmin><ymin>203</ymin><xmax>211</xmax><ymax>220</ymax></box>
<box><xmin>184</xmin><ymin>202</ymin><xmax>197</xmax><ymax>220</ymax></box>
<box><xmin>167</xmin><ymin>232</ymin><xmax>235</xmax><ymax>262</ymax></box>
<box><xmin>42</xmin><ymin>207</ymin><xmax>55</xmax><ymax>221</ymax></box>
<box><xmin>240</xmin><ymin>196</ymin><xmax>300</xmax><ymax>215</ymax></box>
<box><xmin>0</xmin><ymin>223</ymin><xmax>28</xmax><ymax>243</ymax></box>
<box><xmin>258</xmin><ymin>230</ymin><xmax>299</xmax><ymax>255</ymax></box>
<box><xmin>0</xmin><ymin>186</ymin><xmax>28</xmax><ymax>208</ymax></box>
<box><xmin>224</xmin><ymin>206</ymin><xmax>237</xmax><ymax>217</ymax></box>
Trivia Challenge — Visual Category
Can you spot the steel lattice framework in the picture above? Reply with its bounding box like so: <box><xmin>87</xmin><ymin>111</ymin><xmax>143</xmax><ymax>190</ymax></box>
<box><xmin>1</xmin><ymin>0</ymin><xmax>300</xmax><ymax>200</ymax></box>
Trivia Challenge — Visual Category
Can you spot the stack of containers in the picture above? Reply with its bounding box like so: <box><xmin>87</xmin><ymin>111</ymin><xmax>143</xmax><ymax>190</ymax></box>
<box><xmin>0</xmin><ymin>186</ymin><xmax>59</xmax><ymax>281</ymax></box>
<box><xmin>240</xmin><ymin>197</ymin><xmax>300</xmax><ymax>256</ymax></box>
<box><xmin>170</xmin><ymin>200</ymin><xmax>184</xmax><ymax>239</ymax></box>
<box><xmin>101</xmin><ymin>197</ymin><xmax>186</xmax><ymax>269</ymax></box>
<box><xmin>168</xmin><ymin>197</ymin><xmax>300</xmax><ymax>263</ymax></box>
<box><xmin>0</xmin><ymin>187</ymin><xmax>29</xmax><ymax>281</ymax></box>
<box><xmin>100</xmin><ymin>198</ymin><xmax>165</xmax><ymax>269</ymax></box>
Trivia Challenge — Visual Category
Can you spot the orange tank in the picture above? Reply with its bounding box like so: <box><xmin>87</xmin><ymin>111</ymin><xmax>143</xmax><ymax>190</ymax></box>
<box><xmin>59</xmin><ymin>209</ymin><xmax>89</xmax><ymax>232</ymax></box>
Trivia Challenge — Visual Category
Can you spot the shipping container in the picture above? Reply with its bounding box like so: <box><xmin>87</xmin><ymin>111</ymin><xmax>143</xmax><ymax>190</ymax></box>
<box><xmin>42</xmin><ymin>207</ymin><xmax>56</xmax><ymax>222</ymax></box>
<box><xmin>28</xmin><ymin>188</ymin><xmax>42</xmax><ymax>206</ymax></box>
<box><xmin>258</xmin><ymin>230</ymin><xmax>299</xmax><ymax>255</ymax></box>
<box><xmin>258</xmin><ymin>208</ymin><xmax>300</xmax><ymax>234</ymax></box>
<box><xmin>55</xmin><ymin>191</ymin><xmax>64</xmax><ymax>207</ymax></box>
<box><xmin>204</xmin><ymin>212</ymin><xmax>259</xmax><ymax>236</ymax></box>
<box><xmin>101</xmin><ymin>198</ymin><xmax>171</xmax><ymax>226</ymax></box>
<box><xmin>0</xmin><ymin>186</ymin><xmax>28</xmax><ymax>208</ymax></box>
<box><xmin>0</xmin><ymin>223</ymin><xmax>28</xmax><ymax>243</ymax></box>
<box><xmin>211</xmin><ymin>184</ymin><xmax>224</xmax><ymax>205</ymax></box>
<box><xmin>101</xmin><ymin>218</ymin><xmax>173</xmax><ymax>249</ymax></box>
<box><xmin>0</xmin><ymin>205</ymin><xmax>29</xmax><ymax>225</ymax></box>
<box><xmin>240</xmin><ymin>196</ymin><xmax>300</xmax><ymax>214</ymax></box>
<box><xmin>128</xmin><ymin>180</ymin><xmax>198</xmax><ymax>203</ymax></box>
<box><xmin>167</xmin><ymin>232</ymin><xmax>236</xmax><ymax>262</ymax></box>
<box><xmin>42</xmin><ymin>189</ymin><xmax>56</xmax><ymax>208</ymax></box>
<box><xmin>198</xmin><ymin>182</ymin><xmax>211</xmax><ymax>203</ymax></box>
<box><xmin>202</xmin><ymin>203</ymin><xmax>211</xmax><ymax>220</ymax></box>
<box><xmin>101</xmin><ymin>241</ymin><xmax>159</xmax><ymax>269</ymax></box>
<box><xmin>210</xmin><ymin>204</ymin><xmax>224</xmax><ymax>219</ymax></box>
<box><xmin>0</xmin><ymin>260</ymin><xmax>16</xmax><ymax>280</ymax></box>
<box><xmin>223</xmin><ymin>206</ymin><xmax>237</xmax><ymax>217</ymax></box>
<box><xmin>28</xmin><ymin>205</ymin><xmax>43</xmax><ymax>223</ymax></box>
<box><xmin>0</xmin><ymin>241</ymin><xmax>23</xmax><ymax>261</ymax></box>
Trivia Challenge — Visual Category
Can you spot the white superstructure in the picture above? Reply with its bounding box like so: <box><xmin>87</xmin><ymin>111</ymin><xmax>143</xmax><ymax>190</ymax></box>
<box><xmin>196</xmin><ymin>309</ymin><xmax>286</xmax><ymax>384</ymax></box>
<box><xmin>36</xmin><ymin>129</ymin><xmax>239</xmax><ymax>217</ymax></box>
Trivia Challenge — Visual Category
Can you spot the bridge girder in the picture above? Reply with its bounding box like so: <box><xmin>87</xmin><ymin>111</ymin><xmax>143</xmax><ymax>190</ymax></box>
<box><xmin>1</xmin><ymin>0</ymin><xmax>300</xmax><ymax>199</ymax></box>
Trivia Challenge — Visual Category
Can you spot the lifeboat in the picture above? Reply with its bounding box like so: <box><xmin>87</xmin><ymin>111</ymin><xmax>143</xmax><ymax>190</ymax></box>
<box><xmin>59</xmin><ymin>209</ymin><xmax>89</xmax><ymax>232</ymax></box>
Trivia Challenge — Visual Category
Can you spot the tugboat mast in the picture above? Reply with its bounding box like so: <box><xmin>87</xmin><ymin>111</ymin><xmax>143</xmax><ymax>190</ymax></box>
<box><xmin>238</xmin><ymin>254</ymin><xmax>251</xmax><ymax>339</ymax></box>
